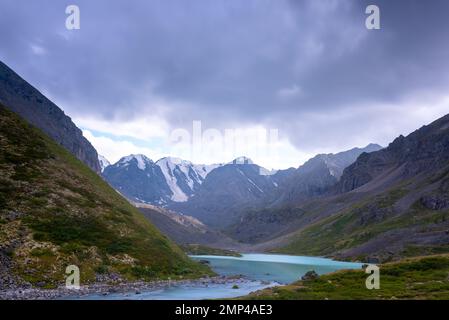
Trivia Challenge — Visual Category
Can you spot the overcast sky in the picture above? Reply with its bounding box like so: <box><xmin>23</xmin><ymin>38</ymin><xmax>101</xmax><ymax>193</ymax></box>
<box><xmin>1</xmin><ymin>0</ymin><xmax>449</xmax><ymax>169</ymax></box>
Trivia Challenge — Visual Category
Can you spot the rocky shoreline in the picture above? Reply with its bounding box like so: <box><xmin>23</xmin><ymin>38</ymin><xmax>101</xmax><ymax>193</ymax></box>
<box><xmin>0</xmin><ymin>275</ymin><xmax>252</xmax><ymax>300</ymax></box>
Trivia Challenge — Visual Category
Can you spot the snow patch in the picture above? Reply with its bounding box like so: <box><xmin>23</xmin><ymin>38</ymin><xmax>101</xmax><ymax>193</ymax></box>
<box><xmin>230</xmin><ymin>156</ymin><xmax>253</xmax><ymax>165</ymax></box>
<box><xmin>157</xmin><ymin>157</ymin><xmax>189</xmax><ymax>202</ymax></box>
<box><xmin>98</xmin><ymin>154</ymin><xmax>110</xmax><ymax>172</ymax></box>
<box><xmin>236</xmin><ymin>168</ymin><xmax>264</xmax><ymax>193</ymax></box>
<box><xmin>155</xmin><ymin>157</ymin><xmax>223</xmax><ymax>202</ymax></box>
<box><xmin>118</xmin><ymin>154</ymin><xmax>151</xmax><ymax>170</ymax></box>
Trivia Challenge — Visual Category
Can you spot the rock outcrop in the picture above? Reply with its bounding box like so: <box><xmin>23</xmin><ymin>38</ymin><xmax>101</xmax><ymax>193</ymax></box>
<box><xmin>338</xmin><ymin>114</ymin><xmax>449</xmax><ymax>193</ymax></box>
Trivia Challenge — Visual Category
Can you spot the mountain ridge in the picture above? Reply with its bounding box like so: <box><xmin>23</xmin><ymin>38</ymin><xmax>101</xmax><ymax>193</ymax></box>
<box><xmin>276</xmin><ymin>144</ymin><xmax>383</xmax><ymax>205</ymax></box>
<box><xmin>0</xmin><ymin>105</ymin><xmax>210</xmax><ymax>290</ymax></box>
<box><xmin>0</xmin><ymin>61</ymin><xmax>101</xmax><ymax>173</ymax></box>
<box><xmin>103</xmin><ymin>154</ymin><xmax>223</xmax><ymax>205</ymax></box>
<box><xmin>102</xmin><ymin>146</ymin><xmax>382</xmax><ymax>229</ymax></box>
<box><xmin>260</xmin><ymin>113</ymin><xmax>449</xmax><ymax>262</ymax></box>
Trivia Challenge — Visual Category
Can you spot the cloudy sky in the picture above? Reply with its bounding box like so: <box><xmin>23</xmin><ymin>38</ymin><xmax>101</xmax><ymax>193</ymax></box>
<box><xmin>1</xmin><ymin>0</ymin><xmax>449</xmax><ymax>169</ymax></box>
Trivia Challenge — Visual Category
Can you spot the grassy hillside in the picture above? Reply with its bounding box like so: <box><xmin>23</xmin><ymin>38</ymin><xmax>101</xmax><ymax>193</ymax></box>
<box><xmin>230</xmin><ymin>114</ymin><xmax>449</xmax><ymax>262</ymax></box>
<box><xmin>245</xmin><ymin>254</ymin><xmax>449</xmax><ymax>299</ymax></box>
<box><xmin>0</xmin><ymin>105</ymin><xmax>212</xmax><ymax>289</ymax></box>
<box><xmin>273</xmin><ymin>171</ymin><xmax>449</xmax><ymax>262</ymax></box>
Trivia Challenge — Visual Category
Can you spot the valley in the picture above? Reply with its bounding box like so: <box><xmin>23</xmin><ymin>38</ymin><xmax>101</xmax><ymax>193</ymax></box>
<box><xmin>0</xmin><ymin>104</ymin><xmax>212</xmax><ymax>294</ymax></box>
<box><xmin>99</xmin><ymin>116</ymin><xmax>449</xmax><ymax>265</ymax></box>
<box><xmin>1</xmin><ymin>58</ymin><xmax>448</xmax><ymax>300</ymax></box>
<box><xmin>69</xmin><ymin>253</ymin><xmax>363</xmax><ymax>300</ymax></box>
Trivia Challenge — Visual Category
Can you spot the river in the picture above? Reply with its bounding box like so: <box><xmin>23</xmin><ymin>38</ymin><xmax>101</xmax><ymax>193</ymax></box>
<box><xmin>76</xmin><ymin>254</ymin><xmax>362</xmax><ymax>300</ymax></box>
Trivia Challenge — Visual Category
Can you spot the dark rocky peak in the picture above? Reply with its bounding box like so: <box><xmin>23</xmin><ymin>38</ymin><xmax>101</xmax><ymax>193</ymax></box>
<box><xmin>0</xmin><ymin>61</ymin><xmax>101</xmax><ymax>173</ymax></box>
<box><xmin>338</xmin><ymin>113</ymin><xmax>449</xmax><ymax>193</ymax></box>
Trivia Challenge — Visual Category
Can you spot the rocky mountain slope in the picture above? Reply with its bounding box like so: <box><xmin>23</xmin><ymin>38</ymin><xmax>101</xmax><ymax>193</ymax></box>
<box><xmin>261</xmin><ymin>113</ymin><xmax>449</xmax><ymax>262</ymax></box>
<box><xmin>0</xmin><ymin>105</ymin><xmax>210</xmax><ymax>290</ymax></box>
<box><xmin>0</xmin><ymin>61</ymin><xmax>101</xmax><ymax>173</ymax></box>
<box><xmin>277</xmin><ymin>144</ymin><xmax>382</xmax><ymax>204</ymax></box>
<box><xmin>337</xmin><ymin>116</ymin><xmax>449</xmax><ymax>194</ymax></box>
<box><xmin>136</xmin><ymin>203</ymin><xmax>240</xmax><ymax>249</ymax></box>
<box><xmin>169</xmin><ymin>158</ymin><xmax>289</xmax><ymax>227</ymax></box>
<box><xmin>225</xmin><ymin>145</ymin><xmax>382</xmax><ymax>242</ymax></box>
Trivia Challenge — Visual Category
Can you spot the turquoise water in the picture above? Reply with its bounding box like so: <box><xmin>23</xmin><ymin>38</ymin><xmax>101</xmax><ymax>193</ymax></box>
<box><xmin>76</xmin><ymin>280</ymin><xmax>274</xmax><ymax>300</ymax></box>
<box><xmin>75</xmin><ymin>254</ymin><xmax>362</xmax><ymax>300</ymax></box>
<box><xmin>190</xmin><ymin>254</ymin><xmax>363</xmax><ymax>284</ymax></box>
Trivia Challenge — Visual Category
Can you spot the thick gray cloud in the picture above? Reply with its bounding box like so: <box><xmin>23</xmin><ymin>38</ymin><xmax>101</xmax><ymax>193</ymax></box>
<box><xmin>1</xmin><ymin>0</ymin><xmax>449</xmax><ymax>154</ymax></box>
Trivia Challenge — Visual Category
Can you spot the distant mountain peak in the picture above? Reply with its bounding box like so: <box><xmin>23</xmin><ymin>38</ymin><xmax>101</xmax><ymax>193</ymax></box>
<box><xmin>98</xmin><ymin>154</ymin><xmax>110</xmax><ymax>172</ymax></box>
<box><xmin>339</xmin><ymin>113</ymin><xmax>449</xmax><ymax>193</ymax></box>
<box><xmin>300</xmin><ymin>143</ymin><xmax>382</xmax><ymax>177</ymax></box>
<box><xmin>157</xmin><ymin>156</ymin><xmax>192</xmax><ymax>166</ymax></box>
<box><xmin>104</xmin><ymin>155</ymin><xmax>224</xmax><ymax>205</ymax></box>
<box><xmin>117</xmin><ymin>154</ymin><xmax>153</xmax><ymax>170</ymax></box>
<box><xmin>365</xmin><ymin>143</ymin><xmax>383</xmax><ymax>149</ymax></box>
<box><xmin>230</xmin><ymin>156</ymin><xmax>254</xmax><ymax>165</ymax></box>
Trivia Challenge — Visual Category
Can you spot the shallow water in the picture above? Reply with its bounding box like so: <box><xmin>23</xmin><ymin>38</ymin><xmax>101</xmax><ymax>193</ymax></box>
<box><xmin>76</xmin><ymin>253</ymin><xmax>362</xmax><ymax>300</ymax></box>
<box><xmin>190</xmin><ymin>254</ymin><xmax>363</xmax><ymax>284</ymax></box>
<box><xmin>77</xmin><ymin>280</ymin><xmax>274</xmax><ymax>300</ymax></box>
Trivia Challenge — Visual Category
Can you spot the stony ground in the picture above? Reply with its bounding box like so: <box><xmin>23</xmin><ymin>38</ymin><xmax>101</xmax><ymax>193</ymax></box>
<box><xmin>0</xmin><ymin>275</ymin><xmax>247</xmax><ymax>300</ymax></box>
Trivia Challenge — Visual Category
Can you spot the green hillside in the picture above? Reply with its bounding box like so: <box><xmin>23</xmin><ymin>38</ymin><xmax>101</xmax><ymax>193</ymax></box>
<box><xmin>245</xmin><ymin>254</ymin><xmax>449</xmax><ymax>300</ymax></box>
<box><xmin>273</xmin><ymin>167</ymin><xmax>449</xmax><ymax>262</ymax></box>
<box><xmin>0</xmin><ymin>105</ymin><xmax>212</xmax><ymax>289</ymax></box>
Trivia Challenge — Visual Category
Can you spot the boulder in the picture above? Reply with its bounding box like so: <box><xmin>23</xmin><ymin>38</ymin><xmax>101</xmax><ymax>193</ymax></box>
<box><xmin>301</xmin><ymin>270</ymin><xmax>319</xmax><ymax>281</ymax></box>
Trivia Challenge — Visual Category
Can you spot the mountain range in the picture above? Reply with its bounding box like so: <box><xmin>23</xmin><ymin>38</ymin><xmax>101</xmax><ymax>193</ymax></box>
<box><xmin>242</xmin><ymin>114</ymin><xmax>449</xmax><ymax>262</ymax></box>
<box><xmin>2</xmin><ymin>57</ymin><xmax>449</xmax><ymax>294</ymax></box>
<box><xmin>100</xmin><ymin>115</ymin><xmax>449</xmax><ymax>264</ymax></box>
<box><xmin>102</xmin><ymin>155</ymin><xmax>220</xmax><ymax>205</ymax></box>
<box><xmin>101</xmin><ymin>145</ymin><xmax>382</xmax><ymax>227</ymax></box>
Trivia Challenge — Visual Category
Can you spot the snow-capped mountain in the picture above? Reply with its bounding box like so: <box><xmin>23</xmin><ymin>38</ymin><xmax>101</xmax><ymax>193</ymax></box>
<box><xmin>156</xmin><ymin>157</ymin><xmax>221</xmax><ymax>202</ymax></box>
<box><xmin>229</xmin><ymin>156</ymin><xmax>253</xmax><ymax>165</ymax></box>
<box><xmin>102</xmin><ymin>155</ymin><xmax>222</xmax><ymax>204</ymax></box>
<box><xmin>278</xmin><ymin>143</ymin><xmax>383</xmax><ymax>203</ymax></box>
<box><xmin>169</xmin><ymin>157</ymin><xmax>285</xmax><ymax>227</ymax></box>
<box><xmin>116</xmin><ymin>154</ymin><xmax>151</xmax><ymax>170</ymax></box>
<box><xmin>170</xmin><ymin>146</ymin><xmax>383</xmax><ymax>227</ymax></box>
<box><xmin>98</xmin><ymin>154</ymin><xmax>111</xmax><ymax>172</ymax></box>
<box><xmin>102</xmin><ymin>145</ymin><xmax>382</xmax><ymax>224</ymax></box>
<box><xmin>102</xmin><ymin>154</ymin><xmax>172</xmax><ymax>204</ymax></box>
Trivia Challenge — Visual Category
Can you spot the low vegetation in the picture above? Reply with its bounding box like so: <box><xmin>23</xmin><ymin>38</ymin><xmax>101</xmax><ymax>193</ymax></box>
<box><xmin>274</xmin><ymin>185</ymin><xmax>449</xmax><ymax>262</ymax></box>
<box><xmin>245</xmin><ymin>254</ymin><xmax>449</xmax><ymax>299</ymax></box>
